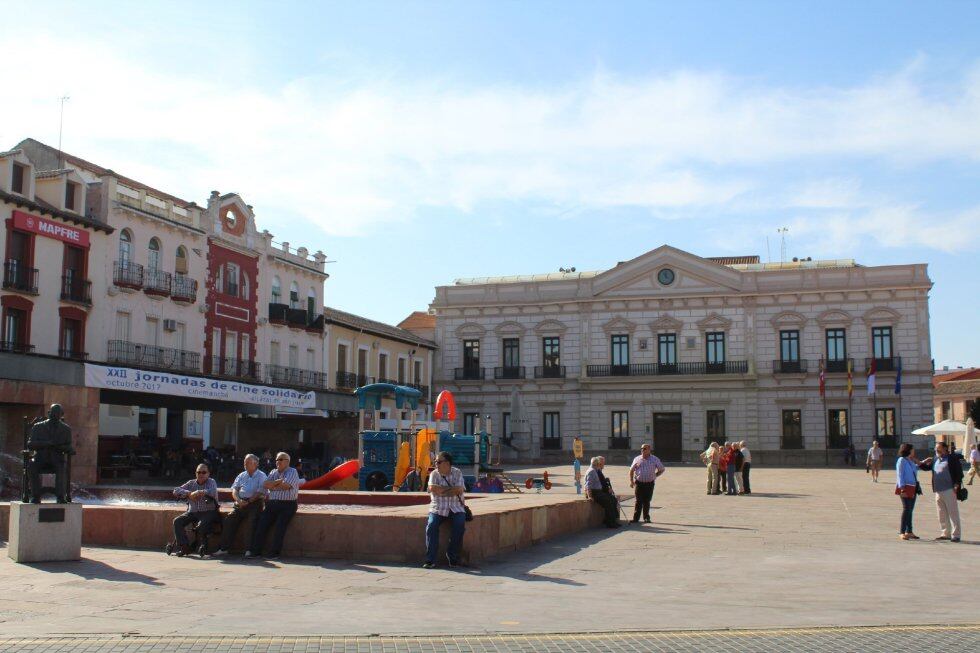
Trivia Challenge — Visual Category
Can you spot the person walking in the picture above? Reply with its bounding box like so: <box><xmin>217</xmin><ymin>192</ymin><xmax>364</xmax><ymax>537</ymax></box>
<box><xmin>967</xmin><ymin>444</ymin><xmax>980</xmax><ymax>485</ymax></box>
<box><xmin>918</xmin><ymin>441</ymin><xmax>963</xmax><ymax>542</ymax></box>
<box><xmin>628</xmin><ymin>444</ymin><xmax>665</xmax><ymax>523</ymax></box>
<box><xmin>739</xmin><ymin>441</ymin><xmax>752</xmax><ymax>494</ymax></box>
<box><xmin>867</xmin><ymin>440</ymin><xmax>884</xmax><ymax>483</ymax></box>
<box><xmin>895</xmin><ymin>443</ymin><xmax>920</xmax><ymax>541</ymax></box>
<box><xmin>700</xmin><ymin>442</ymin><xmax>721</xmax><ymax>495</ymax></box>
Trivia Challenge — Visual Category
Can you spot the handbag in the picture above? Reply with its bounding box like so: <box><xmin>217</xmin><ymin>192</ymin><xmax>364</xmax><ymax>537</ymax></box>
<box><xmin>895</xmin><ymin>484</ymin><xmax>916</xmax><ymax>499</ymax></box>
<box><xmin>957</xmin><ymin>487</ymin><xmax>968</xmax><ymax>502</ymax></box>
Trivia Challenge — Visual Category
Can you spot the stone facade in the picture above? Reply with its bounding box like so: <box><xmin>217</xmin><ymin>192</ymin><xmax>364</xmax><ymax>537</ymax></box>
<box><xmin>430</xmin><ymin>246</ymin><xmax>935</xmax><ymax>465</ymax></box>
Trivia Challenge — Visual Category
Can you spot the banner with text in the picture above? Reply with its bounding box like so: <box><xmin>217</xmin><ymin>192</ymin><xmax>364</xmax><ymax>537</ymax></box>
<box><xmin>84</xmin><ymin>364</ymin><xmax>316</xmax><ymax>409</ymax></box>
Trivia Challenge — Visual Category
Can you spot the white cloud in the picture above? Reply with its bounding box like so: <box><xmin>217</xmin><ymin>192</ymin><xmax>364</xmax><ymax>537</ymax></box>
<box><xmin>2</xmin><ymin>33</ymin><xmax>980</xmax><ymax>247</ymax></box>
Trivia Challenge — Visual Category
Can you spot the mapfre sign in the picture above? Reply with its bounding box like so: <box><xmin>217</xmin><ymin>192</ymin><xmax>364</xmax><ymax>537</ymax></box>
<box><xmin>12</xmin><ymin>210</ymin><xmax>90</xmax><ymax>248</ymax></box>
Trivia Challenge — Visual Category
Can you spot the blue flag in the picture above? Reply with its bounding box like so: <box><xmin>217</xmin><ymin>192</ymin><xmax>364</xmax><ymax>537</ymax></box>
<box><xmin>894</xmin><ymin>359</ymin><xmax>902</xmax><ymax>395</ymax></box>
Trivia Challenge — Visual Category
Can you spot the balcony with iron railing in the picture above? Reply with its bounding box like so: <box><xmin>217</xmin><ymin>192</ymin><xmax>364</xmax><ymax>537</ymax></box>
<box><xmin>107</xmin><ymin>339</ymin><xmax>200</xmax><ymax>373</ymax></box>
<box><xmin>494</xmin><ymin>366</ymin><xmax>525</xmax><ymax>380</ymax></box>
<box><xmin>0</xmin><ymin>340</ymin><xmax>35</xmax><ymax>354</ymax></box>
<box><xmin>865</xmin><ymin>356</ymin><xmax>901</xmax><ymax>372</ymax></box>
<box><xmin>113</xmin><ymin>260</ymin><xmax>143</xmax><ymax>290</ymax></box>
<box><xmin>3</xmin><ymin>260</ymin><xmax>38</xmax><ymax>294</ymax></box>
<box><xmin>58</xmin><ymin>349</ymin><xmax>88</xmax><ymax>361</ymax></box>
<box><xmin>534</xmin><ymin>365</ymin><xmax>567</xmax><ymax>379</ymax></box>
<box><xmin>210</xmin><ymin>356</ymin><xmax>262</xmax><ymax>381</ymax></box>
<box><xmin>407</xmin><ymin>382</ymin><xmax>430</xmax><ymax>401</ymax></box>
<box><xmin>772</xmin><ymin>359</ymin><xmax>810</xmax><ymax>374</ymax></box>
<box><xmin>821</xmin><ymin>358</ymin><xmax>854</xmax><ymax>374</ymax></box>
<box><xmin>454</xmin><ymin>367</ymin><xmax>486</xmax><ymax>381</ymax></box>
<box><xmin>586</xmin><ymin>360</ymin><xmax>749</xmax><ymax>377</ymax></box>
<box><xmin>335</xmin><ymin>371</ymin><xmax>374</xmax><ymax>390</ymax></box>
<box><xmin>144</xmin><ymin>268</ymin><xmax>172</xmax><ymax>297</ymax></box>
<box><xmin>60</xmin><ymin>274</ymin><xmax>92</xmax><ymax>305</ymax></box>
<box><xmin>171</xmin><ymin>274</ymin><xmax>198</xmax><ymax>303</ymax></box>
<box><xmin>266</xmin><ymin>364</ymin><xmax>328</xmax><ymax>390</ymax></box>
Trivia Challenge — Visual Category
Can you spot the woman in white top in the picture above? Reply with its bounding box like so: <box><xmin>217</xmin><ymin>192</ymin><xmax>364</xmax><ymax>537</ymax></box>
<box><xmin>867</xmin><ymin>440</ymin><xmax>884</xmax><ymax>482</ymax></box>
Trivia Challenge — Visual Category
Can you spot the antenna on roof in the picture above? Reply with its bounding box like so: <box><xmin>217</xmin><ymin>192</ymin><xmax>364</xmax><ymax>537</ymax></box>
<box><xmin>777</xmin><ymin>227</ymin><xmax>789</xmax><ymax>264</ymax></box>
<box><xmin>57</xmin><ymin>95</ymin><xmax>70</xmax><ymax>166</ymax></box>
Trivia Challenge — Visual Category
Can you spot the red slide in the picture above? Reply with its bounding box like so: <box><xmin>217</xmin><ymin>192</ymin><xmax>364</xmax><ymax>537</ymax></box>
<box><xmin>300</xmin><ymin>460</ymin><xmax>361</xmax><ymax>490</ymax></box>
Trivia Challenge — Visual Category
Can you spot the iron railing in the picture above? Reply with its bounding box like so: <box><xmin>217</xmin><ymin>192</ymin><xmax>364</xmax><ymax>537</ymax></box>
<box><xmin>336</xmin><ymin>371</ymin><xmax>374</xmax><ymax>390</ymax></box>
<box><xmin>0</xmin><ymin>340</ymin><xmax>34</xmax><ymax>354</ymax></box>
<box><xmin>171</xmin><ymin>274</ymin><xmax>198</xmax><ymax>302</ymax></box>
<box><xmin>210</xmin><ymin>356</ymin><xmax>262</xmax><ymax>381</ymax></box>
<box><xmin>821</xmin><ymin>358</ymin><xmax>853</xmax><ymax>374</ymax></box>
<box><xmin>772</xmin><ymin>359</ymin><xmax>809</xmax><ymax>374</ymax></box>
<box><xmin>268</xmin><ymin>303</ymin><xmax>289</xmax><ymax>323</ymax></box>
<box><xmin>113</xmin><ymin>260</ymin><xmax>143</xmax><ymax>289</ymax></box>
<box><xmin>534</xmin><ymin>365</ymin><xmax>566</xmax><ymax>379</ymax></box>
<box><xmin>586</xmin><ymin>360</ymin><xmax>749</xmax><ymax>377</ymax></box>
<box><xmin>2</xmin><ymin>260</ymin><xmax>38</xmax><ymax>293</ymax></box>
<box><xmin>107</xmin><ymin>339</ymin><xmax>200</xmax><ymax>373</ymax></box>
<box><xmin>58</xmin><ymin>349</ymin><xmax>88</xmax><ymax>361</ymax></box>
<box><xmin>144</xmin><ymin>268</ymin><xmax>172</xmax><ymax>296</ymax></box>
<box><xmin>454</xmin><ymin>367</ymin><xmax>485</xmax><ymax>380</ymax></box>
<box><xmin>266</xmin><ymin>364</ymin><xmax>328</xmax><ymax>390</ymax></box>
<box><xmin>60</xmin><ymin>275</ymin><xmax>92</xmax><ymax>304</ymax></box>
<box><xmin>494</xmin><ymin>366</ymin><xmax>525</xmax><ymax>380</ymax></box>
<box><xmin>865</xmin><ymin>356</ymin><xmax>901</xmax><ymax>372</ymax></box>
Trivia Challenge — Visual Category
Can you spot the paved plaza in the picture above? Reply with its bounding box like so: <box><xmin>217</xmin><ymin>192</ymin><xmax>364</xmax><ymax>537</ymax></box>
<box><xmin>1</xmin><ymin>466</ymin><xmax>978</xmax><ymax>651</ymax></box>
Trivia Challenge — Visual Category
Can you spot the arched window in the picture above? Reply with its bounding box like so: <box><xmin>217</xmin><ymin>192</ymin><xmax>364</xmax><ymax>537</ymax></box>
<box><xmin>289</xmin><ymin>281</ymin><xmax>299</xmax><ymax>309</ymax></box>
<box><xmin>271</xmin><ymin>276</ymin><xmax>282</xmax><ymax>304</ymax></box>
<box><xmin>241</xmin><ymin>271</ymin><xmax>250</xmax><ymax>299</ymax></box>
<box><xmin>175</xmin><ymin>246</ymin><xmax>188</xmax><ymax>275</ymax></box>
<box><xmin>119</xmin><ymin>230</ymin><xmax>133</xmax><ymax>264</ymax></box>
<box><xmin>148</xmin><ymin>238</ymin><xmax>161</xmax><ymax>271</ymax></box>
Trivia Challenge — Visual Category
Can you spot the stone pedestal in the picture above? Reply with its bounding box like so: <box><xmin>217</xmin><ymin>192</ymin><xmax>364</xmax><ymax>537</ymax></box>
<box><xmin>8</xmin><ymin>502</ymin><xmax>82</xmax><ymax>563</ymax></box>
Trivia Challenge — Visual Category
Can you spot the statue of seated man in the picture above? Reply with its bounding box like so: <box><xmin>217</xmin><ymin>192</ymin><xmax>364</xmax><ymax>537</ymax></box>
<box><xmin>26</xmin><ymin>404</ymin><xmax>75</xmax><ymax>504</ymax></box>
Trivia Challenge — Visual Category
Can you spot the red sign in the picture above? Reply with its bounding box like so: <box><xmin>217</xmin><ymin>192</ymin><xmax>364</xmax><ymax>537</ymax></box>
<box><xmin>12</xmin><ymin>210</ymin><xmax>90</xmax><ymax>248</ymax></box>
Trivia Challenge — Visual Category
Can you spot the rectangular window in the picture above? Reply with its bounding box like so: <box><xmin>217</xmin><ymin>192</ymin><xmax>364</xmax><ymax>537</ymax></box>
<box><xmin>463</xmin><ymin>412</ymin><xmax>478</xmax><ymax>435</ymax></box>
<box><xmin>357</xmin><ymin>348</ymin><xmax>368</xmax><ymax>379</ymax></box>
<box><xmin>11</xmin><ymin>162</ymin><xmax>26</xmax><ymax>194</ymax></box>
<box><xmin>706</xmin><ymin>332</ymin><xmax>726</xmax><ymax>368</ymax></box>
<box><xmin>145</xmin><ymin>317</ymin><xmax>160</xmax><ymax>346</ymax></box>
<box><xmin>397</xmin><ymin>358</ymin><xmax>406</xmax><ymax>384</ymax></box>
<box><xmin>288</xmin><ymin>344</ymin><xmax>298</xmax><ymax>369</ymax></box>
<box><xmin>542</xmin><ymin>336</ymin><xmax>560</xmax><ymax>368</ymax></box>
<box><xmin>337</xmin><ymin>344</ymin><xmax>348</xmax><ymax>373</ymax></box>
<box><xmin>542</xmin><ymin>412</ymin><xmax>561</xmax><ymax>449</ymax></box>
<box><xmin>610</xmin><ymin>411</ymin><xmax>629</xmax><ymax>449</ymax></box>
<box><xmin>828</xmin><ymin>409</ymin><xmax>849</xmax><ymax>448</ymax></box>
<box><xmin>502</xmin><ymin>338</ymin><xmax>520</xmax><ymax>369</ymax></box>
<box><xmin>706</xmin><ymin>410</ymin><xmax>726</xmax><ymax>446</ymax></box>
<box><xmin>780</xmin><ymin>330</ymin><xmax>800</xmax><ymax>362</ymax></box>
<box><xmin>2</xmin><ymin>307</ymin><xmax>26</xmax><ymax>347</ymax></box>
<box><xmin>502</xmin><ymin>412</ymin><xmax>511</xmax><ymax>442</ymax></box>
<box><xmin>413</xmin><ymin>359</ymin><xmax>422</xmax><ymax>385</ymax></box>
<box><xmin>115</xmin><ymin>311</ymin><xmax>131</xmax><ymax>341</ymax></box>
<box><xmin>825</xmin><ymin>328</ymin><xmax>847</xmax><ymax>371</ymax></box>
<box><xmin>876</xmin><ymin>408</ymin><xmax>897</xmax><ymax>447</ymax></box>
<box><xmin>289</xmin><ymin>285</ymin><xmax>299</xmax><ymax>309</ymax></box>
<box><xmin>225</xmin><ymin>330</ymin><xmax>238</xmax><ymax>360</ymax></box>
<box><xmin>60</xmin><ymin>317</ymin><xmax>82</xmax><ymax>356</ymax></box>
<box><xmin>463</xmin><ymin>339</ymin><xmax>480</xmax><ymax>376</ymax></box>
<box><xmin>378</xmin><ymin>353</ymin><xmax>388</xmax><ymax>380</ymax></box>
<box><xmin>611</xmin><ymin>334</ymin><xmax>629</xmax><ymax>371</ymax></box>
<box><xmin>306</xmin><ymin>348</ymin><xmax>315</xmax><ymax>371</ymax></box>
<box><xmin>270</xmin><ymin>341</ymin><xmax>281</xmax><ymax>366</ymax></box>
<box><xmin>781</xmin><ymin>409</ymin><xmax>803</xmax><ymax>449</ymax></box>
<box><xmin>65</xmin><ymin>181</ymin><xmax>77</xmax><ymax>211</ymax></box>
<box><xmin>872</xmin><ymin>326</ymin><xmax>893</xmax><ymax>359</ymax></box>
<box><xmin>240</xmin><ymin>334</ymin><xmax>250</xmax><ymax>362</ymax></box>
<box><xmin>225</xmin><ymin>263</ymin><xmax>240</xmax><ymax>297</ymax></box>
<box><xmin>658</xmin><ymin>333</ymin><xmax>677</xmax><ymax>369</ymax></box>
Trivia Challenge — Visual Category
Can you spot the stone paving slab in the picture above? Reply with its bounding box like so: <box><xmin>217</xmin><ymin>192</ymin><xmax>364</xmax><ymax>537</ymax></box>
<box><xmin>1</xmin><ymin>466</ymin><xmax>978</xmax><ymax>639</ymax></box>
<box><xmin>3</xmin><ymin>626</ymin><xmax>979</xmax><ymax>653</ymax></box>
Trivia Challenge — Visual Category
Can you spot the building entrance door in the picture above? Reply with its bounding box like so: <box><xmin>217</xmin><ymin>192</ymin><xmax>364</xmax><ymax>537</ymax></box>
<box><xmin>652</xmin><ymin>412</ymin><xmax>683</xmax><ymax>462</ymax></box>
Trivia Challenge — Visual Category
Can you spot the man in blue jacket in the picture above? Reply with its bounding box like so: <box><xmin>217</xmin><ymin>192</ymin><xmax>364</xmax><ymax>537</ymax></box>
<box><xmin>918</xmin><ymin>441</ymin><xmax>964</xmax><ymax>542</ymax></box>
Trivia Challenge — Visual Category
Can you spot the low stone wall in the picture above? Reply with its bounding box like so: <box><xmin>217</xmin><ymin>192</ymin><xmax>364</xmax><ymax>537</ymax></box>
<box><xmin>1</xmin><ymin>493</ymin><xmax>604</xmax><ymax>564</ymax></box>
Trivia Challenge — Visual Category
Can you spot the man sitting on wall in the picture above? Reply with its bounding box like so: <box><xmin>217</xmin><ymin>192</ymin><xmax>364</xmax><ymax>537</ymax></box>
<box><xmin>172</xmin><ymin>463</ymin><xmax>220</xmax><ymax>556</ymax></box>
<box><xmin>585</xmin><ymin>456</ymin><xmax>621</xmax><ymax>529</ymax></box>
<box><xmin>212</xmin><ymin>454</ymin><xmax>267</xmax><ymax>557</ymax></box>
<box><xmin>247</xmin><ymin>452</ymin><xmax>301</xmax><ymax>559</ymax></box>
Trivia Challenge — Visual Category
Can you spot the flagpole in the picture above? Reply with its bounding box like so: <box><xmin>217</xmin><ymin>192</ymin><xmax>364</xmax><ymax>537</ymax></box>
<box><xmin>823</xmin><ymin>390</ymin><xmax>829</xmax><ymax>467</ymax></box>
<box><xmin>895</xmin><ymin>358</ymin><xmax>903</xmax><ymax>447</ymax></box>
<box><xmin>847</xmin><ymin>359</ymin><xmax>853</xmax><ymax>461</ymax></box>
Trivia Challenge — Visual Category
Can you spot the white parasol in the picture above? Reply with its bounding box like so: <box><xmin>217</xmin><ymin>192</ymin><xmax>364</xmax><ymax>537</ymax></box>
<box><xmin>962</xmin><ymin>418</ymin><xmax>978</xmax><ymax>456</ymax></box>
<box><xmin>911</xmin><ymin>419</ymin><xmax>980</xmax><ymax>448</ymax></box>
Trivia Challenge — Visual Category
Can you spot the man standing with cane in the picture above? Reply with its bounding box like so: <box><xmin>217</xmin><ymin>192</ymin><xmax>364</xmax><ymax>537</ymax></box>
<box><xmin>628</xmin><ymin>443</ymin><xmax>665</xmax><ymax>523</ymax></box>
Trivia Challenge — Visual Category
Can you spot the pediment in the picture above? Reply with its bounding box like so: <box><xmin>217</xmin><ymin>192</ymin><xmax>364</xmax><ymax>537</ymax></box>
<box><xmin>493</xmin><ymin>320</ymin><xmax>526</xmax><ymax>336</ymax></box>
<box><xmin>650</xmin><ymin>315</ymin><xmax>683</xmax><ymax>332</ymax></box>
<box><xmin>534</xmin><ymin>319</ymin><xmax>569</xmax><ymax>335</ymax></box>
<box><xmin>591</xmin><ymin>245</ymin><xmax>744</xmax><ymax>298</ymax></box>
<box><xmin>861</xmin><ymin>306</ymin><xmax>901</xmax><ymax>326</ymax></box>
<box><xmin>455</xmin><ymin>322</ymin><xmax>486</xmax><ymax>338</ymax></box>
<box><xmin>770</xmin><ymin>310</ymin><xmax>807</xmax><ymax>330</ymax></box>
<box><xmin>816</xmin><ymin>310</ymin><xmax>853</xmax><ymax>327</ymax></box>
<box><xmin>601</xmin><ymin>316</ymin><xmax>638</xmax><ymax>334</ymax></box>
<box><xmin>696</xmin><ymin>313</ymin><xmax>733</xmax><ymax>331</ymax></box>
<box><xmin>212</xmin><ymin>192</ymin><xmax>256</xmax><ymax>239</ymax></box>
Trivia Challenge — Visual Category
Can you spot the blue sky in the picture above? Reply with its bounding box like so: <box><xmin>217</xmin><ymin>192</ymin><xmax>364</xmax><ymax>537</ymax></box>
<box><xmin>2</xmin><ymin>1</ymin><xmax>979</xmax><ymax>367</ymax></box>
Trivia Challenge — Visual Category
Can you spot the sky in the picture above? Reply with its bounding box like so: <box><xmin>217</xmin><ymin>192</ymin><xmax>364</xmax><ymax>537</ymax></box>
<box><xmin>2</xmin><ymin>0</ymin><xmax>978</xmax><ymax>367</ymax></box>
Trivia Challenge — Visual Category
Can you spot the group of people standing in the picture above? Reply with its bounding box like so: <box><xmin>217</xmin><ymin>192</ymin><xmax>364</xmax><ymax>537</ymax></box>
<box><xmin>895</xmin><ymin>441</ymin><xmax>964</xmax><ymax>542</ymax></box>
<box><xmin>701</xmin><ymin>441</ymin><xmax>751</xmax><ymax>495</ymax></box>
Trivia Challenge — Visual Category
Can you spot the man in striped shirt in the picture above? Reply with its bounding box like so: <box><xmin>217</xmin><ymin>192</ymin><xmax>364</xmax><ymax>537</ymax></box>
<box><xmin>247</xmin><ymin>452</ymin><xmax>300</xmax><ymax>559</ymax></box>
<box><xmin>172</xmin><ymin>463</ymin><xmax>219</xmax><ymax>556</ymax></box>
<box><xmin>423</xmin><ymin>451</ymin><xmax>467</xmax><ymax>569</ymax></box>
<box><xmin>628</xmin><ymin>444</ymin><xmax>665</xmax><ymax>523</ymax></box>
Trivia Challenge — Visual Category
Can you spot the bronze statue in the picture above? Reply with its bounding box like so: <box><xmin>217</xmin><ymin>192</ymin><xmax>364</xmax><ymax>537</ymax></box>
<box><xmin>23</xmin><ymin>404</ymin><xmax>75</xmax><ymax>504</ymax></box>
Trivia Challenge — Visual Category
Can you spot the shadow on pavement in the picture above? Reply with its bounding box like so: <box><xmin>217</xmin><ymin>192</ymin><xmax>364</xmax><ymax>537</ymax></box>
<box><xmin>654</xmin><ymin>521</ymin><xmax>756</xmax><ymax>531</ymax></box>
<box><xmin>25</xmin><ymin>558</ymin><xmax>163</xmax><ymax>585</ymax></box>
<box><xmin>739</xmin><ymin>492</ymin><xmax>810</xmax><ymax>499</ymax></box>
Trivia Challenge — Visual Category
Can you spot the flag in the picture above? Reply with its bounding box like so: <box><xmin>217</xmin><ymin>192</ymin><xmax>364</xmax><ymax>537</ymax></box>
<box><xmin>818</xmin><ymin>360</ymin><xmax>826</xmax><ymax>398</ymax></box>
<box><xmin>894</xmin><ymin>358</ymin><xmax>902</xmax><ymax>395</ymax></box>
<box><xmin>847</xmin><ymin>359</ymin><xmax>853</xmax><ymax>398</ymax></box>
<box><xmin>867</xmin><ymin>358</ymin><xmax>877</xmax><ymax>396</ymax></box>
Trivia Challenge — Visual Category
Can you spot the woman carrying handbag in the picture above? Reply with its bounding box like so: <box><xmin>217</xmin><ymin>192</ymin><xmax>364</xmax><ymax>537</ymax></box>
<box><xmin>895</xmin><ymin>443</ymin><xmax>921</xmax><ymax>541</ymax></box>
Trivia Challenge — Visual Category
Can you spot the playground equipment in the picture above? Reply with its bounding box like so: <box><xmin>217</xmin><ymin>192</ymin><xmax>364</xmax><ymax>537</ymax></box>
<box><xmin>356</xmin><ymin>383</ymin><xmax>423</xmax><ymax>491</ymax></box>
<box><xmin>524</xmin><ymin>470</ymin><xmax>553</xmax><ymax>493</ymax></box>
<box><xmin>301</xmin><ymin>459</ymin><xmax>360</xmax><ymax>490</ymax></box>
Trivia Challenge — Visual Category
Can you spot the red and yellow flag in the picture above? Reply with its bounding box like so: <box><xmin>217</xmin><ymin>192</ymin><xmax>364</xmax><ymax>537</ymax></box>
<box><xmin>846</xmin><ymin>359</ymin><xmax>853</xmax><ymax>398</ymax></box>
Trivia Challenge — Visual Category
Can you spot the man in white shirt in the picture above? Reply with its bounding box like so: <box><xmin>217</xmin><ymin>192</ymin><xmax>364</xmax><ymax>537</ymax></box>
<box><xmin>867</xmin><ymin>440</ymin><xmax>884</xmax><ymax>483</ymax></box>
<box><xmin>967</xmin><ymin>444</ymin><xmax>980</xmax><ymax>486</ymax></box>
<box><xmin>739</xmin><ymin>441</ymin><xmax>752</xmax><ymax>494</ymax></box>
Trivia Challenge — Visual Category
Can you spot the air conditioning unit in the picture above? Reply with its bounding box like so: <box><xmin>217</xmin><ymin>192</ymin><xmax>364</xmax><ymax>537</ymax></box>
<box><xmin>163</xmin><ymin>319</ymin><xmax>178</xmax><ymax>332</ymax></box>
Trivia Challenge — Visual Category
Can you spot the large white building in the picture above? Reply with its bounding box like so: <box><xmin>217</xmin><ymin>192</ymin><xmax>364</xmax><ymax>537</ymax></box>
<box><xmin>430</xmin><ymin>246</ymin><xmax>934</xmax><ymax>465</ymax></box>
